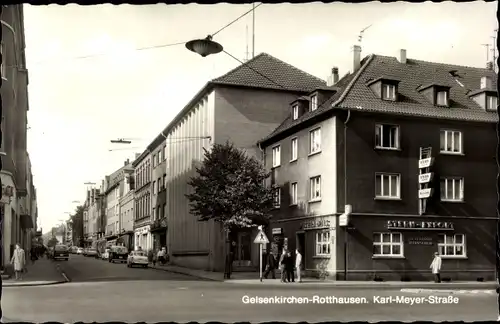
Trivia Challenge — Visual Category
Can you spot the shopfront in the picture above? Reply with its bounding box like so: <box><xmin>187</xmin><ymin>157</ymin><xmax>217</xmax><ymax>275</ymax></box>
<box><xmin>343</xmin><ymin>215</ymin><xmax>496</xmax><ymax>281</ymax></box>
<box><xmin>134</xmin><ymin>225</ymin><xmax>151</xmax><ymax>251</ymax></box>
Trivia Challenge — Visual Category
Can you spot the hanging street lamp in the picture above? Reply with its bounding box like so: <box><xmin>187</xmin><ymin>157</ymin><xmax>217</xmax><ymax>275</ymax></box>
<box><xmin>185</xmin><ymin>35</ymin><xmax>223</xmax><ymax>57</ymax></box>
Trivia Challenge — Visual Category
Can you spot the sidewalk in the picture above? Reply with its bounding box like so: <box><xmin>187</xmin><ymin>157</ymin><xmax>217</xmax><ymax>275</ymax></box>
<box><xmin>2</xmin><ymin>257</ymin><xmax>69</xmax><ymax>287</ymax></box>
<box><xmin>150</xmin><ymin>263</ymin><xmax>499</xmax><ymax>289</ymax></box>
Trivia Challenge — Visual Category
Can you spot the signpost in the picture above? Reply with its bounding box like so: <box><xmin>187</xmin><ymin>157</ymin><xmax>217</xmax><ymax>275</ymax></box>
<box><xmin>253</xmin><ymin>226</ymin><xmax>269</xmax><ymax>282</ymax></box>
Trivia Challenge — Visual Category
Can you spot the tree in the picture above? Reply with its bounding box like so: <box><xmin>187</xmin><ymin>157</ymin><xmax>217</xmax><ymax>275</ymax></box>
<box><xmin>69</xmin><ymin>206</ymin><xmax>84</xmax><ymax>247</ymax></box>
<box><xmin>47</xmin><ymin>237</ymin><xmax>58</xmax><ymax>248</ymax></box>
<box><xmin>186</xmin><ymin>141</ymin><xmax>275</xmax><ymax>276</ymax></box>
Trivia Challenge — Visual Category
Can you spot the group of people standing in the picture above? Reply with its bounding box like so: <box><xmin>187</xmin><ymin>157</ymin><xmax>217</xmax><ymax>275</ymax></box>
<box><xmin>264</xmin><ymin>248</ymin><xmax>302</xmax><ymax>283</ymax></box>
<box><xmin>146</xmin><ymin>246</ymin><xmax>168</xmax><ymax>266</ymax></box>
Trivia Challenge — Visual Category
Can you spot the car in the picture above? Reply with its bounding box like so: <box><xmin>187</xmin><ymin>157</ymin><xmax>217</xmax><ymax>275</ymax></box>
<box><xmin>127</xmin><ymin>250</ymin><xmax>148</xmax><ymax>268</ymax></box>
<box><xmin>77</xmin><ymin>247</ymin><xmax>84</xmax><ymax>254</ymax></box>
<box><xmin>53</xmin><ymin>245</ymin><xmax>70</xmax><ymax>261</ymax></box>
<box><xmin>108</xmin><ymin>246</ymin><xmax>128</xmax><ymax>263</ymax></box>
<box><xmin>101</xmin><ymin>248</ymin><xmax>110</xmax><ymax>260</ymax></box>
<box><xmin>70</xmin><ymin>246</ymin><xmax>78</xmax><ymax>254</ymax></box>
<box><xmin>86</xmin><ymin>248</ymin><xmax>98</xmax><ymax>257</ymax></box>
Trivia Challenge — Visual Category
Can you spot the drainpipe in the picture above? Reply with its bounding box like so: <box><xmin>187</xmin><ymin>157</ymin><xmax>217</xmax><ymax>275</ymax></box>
<box><xmin>343</xmin><ymin>109</ymin><xmax>351</xmax><ymax>281</ymax></box>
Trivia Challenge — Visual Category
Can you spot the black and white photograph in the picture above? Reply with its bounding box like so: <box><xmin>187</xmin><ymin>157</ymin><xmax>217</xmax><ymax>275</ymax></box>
<box><xmin>0</xmin><ymin>1</ymin><xmax>498</xmax><ymax>322</ymax></box>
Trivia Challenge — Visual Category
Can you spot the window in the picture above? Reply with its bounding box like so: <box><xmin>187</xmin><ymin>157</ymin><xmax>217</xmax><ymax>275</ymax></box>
<box><xmin>158</xmin><ymin>178</ymin><xmax>161</xmax><ymax>193</ymax></box>
<box><xmin>436</xmin><ymin>90</ymin><xmax>448</xmax><ymax>106</ymax></box>
<box><xmin>290</xmin><ymin>182</ymin><xmax>298</xmax><ymax>205</ymax></box>
<box><xmin>272</xmin><ymin>145</ymin><xmax>281</xmax><ymax>167</ymax></box>
<box><xmin>163</xmin><ymin>174</ymin><xmax>166</xmax><ymax>189</ymax></box>
<box><xmin>440</xmin><ymin>130</ymin><xmax>462</xmax><ymax>154</ymax></box>
<box><xmin>163</xmin><ymin>203</ymin><xmax>167</xmax><ymax>218</ymax></box>
<box><xmin>153</xmin><ymin>154</ymin><xmax>156</xmax><ymax>167</ymax></box>
<box><xmin>310</xmin><ymin>176</ymin><xmax>321</xmax><ymax>201</ymax></box>
<box><xmin>152</xmin><ymin>207</ymin><xmax>156</xmax><ymax>221</ymax></box>
<box><xmin>373</xmin><ymin>233</ymin><xmax>403</xmax><ymax>257</ymax></box>
<box><xmin>1</xmin><ymin>42</ymin><xmax>5</xmax><ymax>80</ymax></box>
<box><xmin>162</xmin><ymin>146</ymin><xmax>166</xmax><ymax>161</ymax></box>
<box><xmin>486</xmin><ymin>95</ymin><xmax>497</xmax><ymax>110</ymax></box>
<box><xmin>309</xmin><ymin>128</ymin><xmax>321</xmax><ymax>154</ymax></box>
<box><xmin>292</xmin><ymin>105</ymin><xmax>299</xmax><ymax>120</ymax></box>
<box><xmin>382</xmin><ymin>84</ymin><xmax>396</xmax><ymax>100</ymax></box>
<box><xmin>438</xmin><ymin>234</ymin><xmax>466</xmax><ymax>257</ymax></box>
<box><xmin>152</xmin><ymin>181</ymin><xmax>156</xmax><ymax>194</ymax></box>
<box><xmin>440</xmin><ymin>177</ymin><xmax>464</xmax><ymax>202</ymax></box>
<box><xmin>375</xmin><ymin>173</ymin><xmax>400</xmax><ymax>199</ymax></box>
<box><xmin>375</xmin><ymin>124</ymin><xmax>399</xmax><ymax>149</ymax></box>
<box><xmin>290</xmin><ymin>138</ymin><xmax>298</xmax><ymax>161</ymax></box>
<box><xmin>273</xmin><ymin>187</ymin><xmax>281</xmax><ymax>208</ymax></box>
<box><xmin>315</xmin><ymin>231</ymin><xmax>330</xmax><ymax>255</ymax></box>
<box><xmin>311</xmin><ymin>95</ymin><xmax>318</xmax><ymax>111</ymax></box>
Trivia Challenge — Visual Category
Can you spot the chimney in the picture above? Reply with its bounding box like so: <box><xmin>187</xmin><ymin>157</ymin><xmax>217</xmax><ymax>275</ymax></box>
<box><xmin>353</xmin><ymin>45</ymin><xmax>362</xmax><ymax>72</ymax></box>
<box><xmin>327</xmin><ymin>67</ymin><xmax>339</xmax><ymax>86</ymax></box>
<box><xmin>480</xmin><ymin>76</ymin><xmax>492</xmax><ymax>89</ymax></box>
<box><xmin>398</xmin><ymin>49</ymin><xmax>407</xmax><ymax>64</ymax></box>
<box><xmin>486</xmin><ymin>61</ymin><xmax>494</xmax><ymax>70</ymax></box>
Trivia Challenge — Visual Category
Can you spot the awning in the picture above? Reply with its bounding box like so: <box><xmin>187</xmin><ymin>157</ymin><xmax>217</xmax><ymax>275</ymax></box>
<box><xmin>20</xmin><ymin>214</ymin><xmax>34</xmax><ymax>229</ymax></box>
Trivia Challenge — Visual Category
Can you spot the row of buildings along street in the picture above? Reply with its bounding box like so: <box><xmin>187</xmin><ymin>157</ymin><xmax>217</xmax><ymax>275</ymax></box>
<box><xmin>67</xmin><ymin>40</ymin><xmax>498</xmax><ymax>282</ymax></box>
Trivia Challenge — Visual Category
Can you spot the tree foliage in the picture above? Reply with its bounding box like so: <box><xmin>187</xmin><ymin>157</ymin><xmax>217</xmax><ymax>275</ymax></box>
<box><xmin>186</xmin><ymin>141</ymin><xmax>274</xmax><ymax>231</ymax></box>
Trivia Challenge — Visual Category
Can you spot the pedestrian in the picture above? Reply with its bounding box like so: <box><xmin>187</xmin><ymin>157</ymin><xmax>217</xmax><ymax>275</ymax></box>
<box><xmin>11</xmin><ymin>243</ymin><xmax>26</xmax><ymax>281</ymax></box>
<box><xmin>30</xmin><ymin>245</ymin><xmax>38</xmax><ymax>265</ymax></box>
<box><xmin>279</xmin><ymin>249</ymin><xmax>287</xmax><ymax>283</ymax></box>
<box><xmin>152</xmin><ymin>248</ymin><xmax>158</xmax><ymax>267</ymax></box>
<box><xmin>285</xmin><ymin>250</ymin><xmax>295</xmax><ymax>283</ymax></box>
<box><xmin>147</xmin><ymin>249</ymin><xmax>154</xmax><ymax>265</ymax></box>
<box><xmin>263</xmin><ymin>251</ymin><xmax>276</xmax><ymax>279</ymax></box>
<box><xmin>430</xmin><ymin>252</ymin><xmax>442</xmax><ymax>283</ymax></box>
<box><xmin>157</xmin><ymin>247</ymin><xmax>166</xmax><ymax>265</ymax></box>
<box><xmin>295</xmin><ymin>248</ymin><xmax>302</xmax><ymax>283</ymax></box>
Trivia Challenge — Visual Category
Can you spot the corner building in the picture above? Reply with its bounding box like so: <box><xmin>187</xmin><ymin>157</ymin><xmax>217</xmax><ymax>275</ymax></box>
<box><xmin>259</xmin><ymin>46</ymin><xmax>498</xmax><ymax>281</ymax></box>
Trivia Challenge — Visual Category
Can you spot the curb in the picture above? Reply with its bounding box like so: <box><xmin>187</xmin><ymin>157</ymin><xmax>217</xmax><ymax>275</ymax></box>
<box><xmin>150</xmin><ymin>265</ymin><xmax>220</xmax><ymax>282</ymax></box>
<box><xmin>3</xmin><ymin>262</ymin><xmax>71</xmax><ymax>287</ymax></box>
<box><xmin>401</xmin><ymin>288</ymin><xmax>496</xmax><ymax>294</ymax></box>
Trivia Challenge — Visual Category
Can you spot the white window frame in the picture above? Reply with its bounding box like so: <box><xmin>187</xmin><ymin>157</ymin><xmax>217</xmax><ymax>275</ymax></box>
<box><xmin>309</xmin><ymin>128</ymin><xmax>321</xmax><ymax>154</ymax></box>
<box><xmin>290</xmin><ymin>182</ymin><xmax>298</xmax><ymax>205</ymax></box>
<box><xmin>1</xmin><ymin>42</ymin><xmax>6</xmax><ymax>80</ymax></box>
<box><xmin>440</xmin><ymin>129</ymin><xmax>462</xmax><ymax>154</ymax></box>
<box><xmin>272</xmin><ymin>145</ymin><xmax>281</xmax><ymax>168</ymax></box>
<box><xmin>311</xmin><ymin>95</ymin><xmax>318</xmax><ymax>111</ymax></box>
<box><xmin>273</xmin><ymin>187</ymin><xmax>281</xmax><ymax>208</ymax></box>
<box><xmin>315</xmin><ymin>230</ymin><xmax>331</xmax><ymax>256</ymax></box>
<box><xmin>375</xmin><ymin>173</ymin><xmax>401</xmax><ymax>199</ymax></box>
<box><xmin>382</xmin><ymin>84</ymin><xmax>396</xmax><ymax>100</ymax></box>
<box><xmin>440</xmin><ymin>177</ymin><xmax>464</xmax><ymax>202</ymax></box>
<box><xmin>375</xmin><ymin>124</ymin><xmax>400</xmax><ymax>149</ymax></box>
<box><xmin>486</xmin><ymin>95</ymin><xmax>498</xmax><ymax>111</ymax></box>
<box><xmin>310</xmin><ymin>176</ymin><xmax>321</xmax><ymax>201</ymax></box>
<box><xmin>436</xmin><ymin>90</ymin><xmax>448</xmax><ymax>106</ymax></box>
<box><xmin>290</xmin><ymin>137</ymin><xmax>298</xmax><ymax>161</ymax></box>
<box><xmin>152</xmin><ymin>181</ymin><xmax>156</xmax><ymax>194</ymax></box>
<box><xmin>373</xmin><ymin>232</ymin><xmax>404</xmax><ymax>257</ymax></box>
<box><xmin>438</xmin><ymin>234</ymin><xmax>466</xmax><ymax>258</ymax></box>
<box><xmin>292</xmin><ymin>105</ymin><xmax>299</xmax><ymax>120</ymax></box>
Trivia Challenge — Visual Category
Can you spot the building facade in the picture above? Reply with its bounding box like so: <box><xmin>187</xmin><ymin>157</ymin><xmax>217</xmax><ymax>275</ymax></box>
<box><xmin>117</xmin><ymin>167</ymin><xmax>135</xmax><ymax>251</ymax></box>
<box><xmin>133</xmin><ymin>150</ymin><xmax>152</xmax><ymax>251</ymax></box>
<box><xmin>149</xmin><ymin>135</ymin><xmax>167</xmax><ymax>252</ymax></box>
<box><xmin>0</xmin><ymin>5</ymin><xmax>35</xmax><ymax>266</ymax></box>
<box><xmin>163</xmin><ymin>53</ymin><xmax>326</xmax><ymax>272</ymax></box>
<box><xmin>259</xmin><ymin>47</ymin><xmax>498</xmax><ymax>281</ymax></box>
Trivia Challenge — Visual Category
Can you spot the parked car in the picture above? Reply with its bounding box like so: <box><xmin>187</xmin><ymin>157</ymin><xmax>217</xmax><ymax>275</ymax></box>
<box><xmin>101</xmin><ymin>248</ymin><xmax>110</xmax><ymax>260</ymax></box>
<box><xmin>77</xmin><ymin>247</ymin><xmax>84</xmax><ymax>254</ymax></box>
<box><xmin>53</xmin><ymin>245</ymin><xmax>70</xmax><ymax>261</ymax></box>
<box><xmin>108</xmin><ymin>246</ymin><xmax>128</xmax><ymax>263</ymax></box>
<box><xmin>127</xmin><ymin>250</ymin><xmax>148</xmax><ymax>268</ymax></box>
<box><xmin>70</xmin><ymin>246</ymin><xmax>78</xmax><ymax>254</ymax></box>
<box><xmin>86</xmin><ymin>248</ymin><xmax>98</xmax><ymax>257</ymax></box>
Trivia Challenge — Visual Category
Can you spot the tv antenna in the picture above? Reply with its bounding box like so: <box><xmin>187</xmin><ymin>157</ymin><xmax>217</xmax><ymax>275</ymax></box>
<box><xmin>491</xmin><ymin>29</ymin><xmax>498</xmax><ymax>72</ymax></box>
<box><xmin>482</xmin><ymin>43</ymin><xmax>491</xmax><ymax>62</ymax></box>
<box><xmin>358</xmin><ymin>24</ymin><xmax>372</xmax><ymax>44</ymax></box>
<box><xmin>245</xmin><ymin>24</ymin><xmax>250</xmax><ymax>62</ymax></box>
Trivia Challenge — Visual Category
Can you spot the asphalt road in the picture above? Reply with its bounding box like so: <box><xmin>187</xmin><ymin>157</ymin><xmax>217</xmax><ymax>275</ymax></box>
<box><xmin>2</xmin><ymin>255</ymin><xmax>498</xmax><ymax>322</ymax></box>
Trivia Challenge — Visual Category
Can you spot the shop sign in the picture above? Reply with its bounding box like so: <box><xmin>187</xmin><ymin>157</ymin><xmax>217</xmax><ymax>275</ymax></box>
<box><xmin>303</xmin><ymin>217</ymin><xmax>330</xmax><ymax>230</ymax></box>
<box><xmin>387</xmin><ymin>220</ymin><xmax>454</xmax><ymax>230</ymax></box>
<box><xmin>418</xmin><ymin>188</ymin><xmax>433</xmax><ymax>199</ymax></box>
<box><xmin>408</xmin><ymin>236</ymin><xmax>433</xmax><ymax>245</ymax></box>
<box><xmin>272</xmin><ymin>228</ymin><xmax>283</xmax><ymax>235</ymax></box>
<box><xmin>418</xmin><ymin>158</ymin><xmax>434</xmax><ymax>169</ymax></box>
<box><xmin>418</xmin><ymin>173</ymin><xmax>433</xmax><ymax>184</ymax></box>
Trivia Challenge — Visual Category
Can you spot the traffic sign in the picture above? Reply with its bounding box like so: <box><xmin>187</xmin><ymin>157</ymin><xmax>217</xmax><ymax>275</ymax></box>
<box><xmin>253</xmin><ymin>230</ymin><xmax>269</xmax><ymax>244</ymax></box>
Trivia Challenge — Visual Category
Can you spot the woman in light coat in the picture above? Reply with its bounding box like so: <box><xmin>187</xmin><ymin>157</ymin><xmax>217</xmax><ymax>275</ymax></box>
<box><xmin>11</xmin><ymin>243</ymin><xmax>26</xmax><ymax>280</ymax></box>
<box><xmin>430</xmin><ymin>252</ymin><xmax>442</xmax><ymax>283</ymax></box>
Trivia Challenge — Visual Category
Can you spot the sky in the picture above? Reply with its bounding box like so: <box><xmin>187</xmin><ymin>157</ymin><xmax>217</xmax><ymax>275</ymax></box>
<box><xmin>23</xmin><ymin>2</ymin><xmax>497</xmax><ymax>232</ymax></box>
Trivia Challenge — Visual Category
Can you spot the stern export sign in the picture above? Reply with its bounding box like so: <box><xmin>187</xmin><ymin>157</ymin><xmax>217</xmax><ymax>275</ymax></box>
<box><xmin>387</xmin><ymin>220</ymin><xmax>454</xmax><ymax>230</ymax></box>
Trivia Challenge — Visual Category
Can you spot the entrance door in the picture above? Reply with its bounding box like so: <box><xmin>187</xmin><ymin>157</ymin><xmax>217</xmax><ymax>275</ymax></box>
<box><xmin>233</xmin><ymin>231</ymin><xmax>252</xmax><ymax>267</ymax></box>
<box><xmin>296</xmin><ymin>232</ymin><xmax>305</xmax><ymax>269</ymax></box>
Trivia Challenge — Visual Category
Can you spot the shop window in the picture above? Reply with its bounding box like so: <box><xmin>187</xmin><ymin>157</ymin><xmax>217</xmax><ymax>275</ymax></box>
<box><xmin>375</xmin><ymin>173</ymin><xmax>400</xmax><ymax>199</ymax></box>
<box><xmin>438</xmin><ymin>234</ymin><xmax>466</xmax><ymax>258</ymax></box>
<box><xmin>440</xmin><ymin>177</ymin><xmax>464</xmax><ymax>202</ymax></box>
<box><xmin>440</xmin><ymin>129</ymin><xmax>462</xmax><ymax>154</ymax></box>
<box><xmin>315</xmin><ymin>230</ymin><xmax>330</xmax><ymax>256</ymax></box>
<box><xmin>373</xmin><ymin>232</ymin><xmax>403</xmax><ymax>257</ymax></box>
<box><xmin>272</xmin><ymin>145</ymin><xmax>281</xmax><ymax>167</ymax></box>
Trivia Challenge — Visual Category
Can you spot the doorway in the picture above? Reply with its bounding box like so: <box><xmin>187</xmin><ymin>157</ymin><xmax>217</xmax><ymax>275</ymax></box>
<box><xmin>296</xmin><ymin>231</ymin><xmax>305</xmax><ymax>269</ymax></box>
<box><xmin>232</xmin><ymin>230</ymin><xmax>252</xmax><ymax>267</ymax></box>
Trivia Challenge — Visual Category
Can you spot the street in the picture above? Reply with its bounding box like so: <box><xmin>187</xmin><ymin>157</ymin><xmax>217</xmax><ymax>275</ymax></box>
<box><xmin>2</xmin><ymin>255</ymin><xmax>498</xmax><ymax>322</ymax></box>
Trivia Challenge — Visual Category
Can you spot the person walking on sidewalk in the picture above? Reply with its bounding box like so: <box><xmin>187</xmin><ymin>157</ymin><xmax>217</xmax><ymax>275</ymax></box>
<box><xmin>30</xmin><ymin>245</ymin><xmax>38</xmax><ymax>265</ymax></box>
<box><xmin>147</xmin><ymin>249</ymin><xmax>154</xmax><ymax>266</ymax></box>
<box><xmin>263</xmin><ymin>251</ymin><xmax>276</xmax><ymax>279</ymax></box>
<box><xmin>285</xmin><ymin>250</ymin><xmax>295</xmax><ymax>283</ymax></box>
<box><xmin>157</xmin><ymin>247</ymin><xmax>167</xmax><ymax>265</ymax></box>
<box><xmin>279</xmin><ymin>249</ymin><xmax>288</xmax><ymax>283</ymax></box>
<box><xmin>11</xmin><ymin>243</ymin><xmax>26</xmax><ymax>281</ymax></box>
<box><xmin>295</xmin><ymin>248</ymin><xmax>302</xmax><ymax>283</ymax></box>
<box><xmin>430</xmin><ymin>252</ymin><xmax>442</xmax><ymax>283</ymax></box>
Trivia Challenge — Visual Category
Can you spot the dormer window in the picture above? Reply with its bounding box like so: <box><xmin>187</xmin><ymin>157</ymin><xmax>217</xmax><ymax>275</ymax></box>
<box><xmin>486</xmin><ymin>95</ymin><xmax>497</xmax><ymax>111</ymax></box>
<box><xmin>436</xmin><ymin>90</ymin><xmax>448</xmax><ymax>106</ymax></box>
<box><xmin>418</xmin><ymin>84</ymin><xmax>451</xmax><ymax>107</ymax></box>
<box><xmin>382</xmin><ymin>84</ymin><xmax>396</xmax><ymax>101</ymax></box>
<box><xmin>292</xmin><ymin>104</ymin><xmax>299</xmax><ymax>120</ymax></box>
<box><xmin>311</xmin><ymin>95</ymin><xmax>318</xmax><ymax>111</ymax></box>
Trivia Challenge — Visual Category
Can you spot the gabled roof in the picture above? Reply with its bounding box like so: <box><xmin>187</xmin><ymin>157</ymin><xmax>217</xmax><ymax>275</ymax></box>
<box><xmin>260</xmin><ymin>53</ymin><xmax>498</xmax><ymax>146</ymax></box>
<box><xmin>212</xmin><ymin>52</ymin><xmax>326</xmax><ymax>92</ymax></box>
